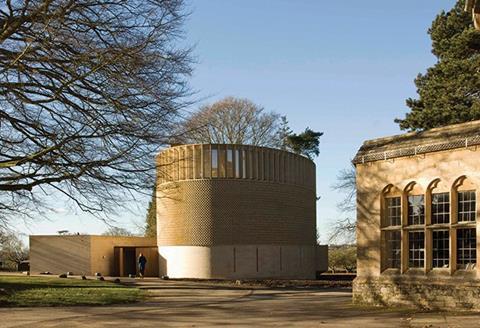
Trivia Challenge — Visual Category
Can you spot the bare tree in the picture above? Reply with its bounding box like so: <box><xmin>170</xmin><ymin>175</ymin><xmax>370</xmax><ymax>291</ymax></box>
<box><xmin>178</xmin><ymin>97</ymin><xmax>281</xmax><ymax>147</ymax></box>
<box><xmin>329</xmin><ymin>165</ymin><xmax>356</xmax><ymax>243</ymax></box>
<box><xmin>102</xmin><ymin>226</ymin><xmax>135</xmax><ymax>237</ymax></box>
<box><xmin>328</xmin><ymin>245</ymin><xmax>356</xmax><ymax>273</ymax></box>
<box><xmin>333</xmin><ymin>165</ymin><xmax>356</xmax><ymax>213</ymax></box>
<box><xmin>0</xmin><ymin>233</ymin><xmax>28</xmax><ymax>269</ymax></box>
<box><xmin>0</xmin><ymin>0</ymin><xmax>192</xmax><ymax>227</ymax></box>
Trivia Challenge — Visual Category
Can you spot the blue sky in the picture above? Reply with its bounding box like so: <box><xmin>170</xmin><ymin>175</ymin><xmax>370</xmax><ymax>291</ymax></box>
<box><xmin>19</xmin><ymin>0</ymin><xmax>457</xmax><ymax>243</ymax></box>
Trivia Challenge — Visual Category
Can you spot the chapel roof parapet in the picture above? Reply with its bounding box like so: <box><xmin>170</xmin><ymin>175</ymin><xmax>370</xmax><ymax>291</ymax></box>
<box><xmin>353</xmin><ymin>120</ymin><xmax>480</xmax><ymax>164</ymax></box>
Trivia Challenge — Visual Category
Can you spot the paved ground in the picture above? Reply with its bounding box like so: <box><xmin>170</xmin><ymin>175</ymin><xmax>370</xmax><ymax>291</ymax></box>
<box><xmin>1</xmin><ymin>279</ymin><xmax>480</xmax><ymax>327</ymax></box>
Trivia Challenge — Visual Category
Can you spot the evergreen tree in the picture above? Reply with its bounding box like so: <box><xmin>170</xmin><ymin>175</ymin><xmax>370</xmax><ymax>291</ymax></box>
<box><xmin>145</xmin><ymin>184</ymin><xmax>157</xmax><ymax>238</ymax></box>
<box><xmin>277</xmin><ymin>116</ymin><xmax>293</xmax><ymax>150</ymax></box>
<box><xmin>396</xmin><ymin>0</ymin><xmax>480</xmax><ymax>131</ymax></box>
<box><xmin>286</xmin><ymin>128</ymin><xmax>323</xmax><ymax>159</ymax></box>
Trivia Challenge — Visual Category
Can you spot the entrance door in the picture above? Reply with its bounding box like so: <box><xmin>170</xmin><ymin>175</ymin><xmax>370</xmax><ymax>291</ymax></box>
<box><xmin>123</xmin><ymin>247</ymin><xmax>137</xmax><ymax>276</ymax></box>
<box><xmin>135</xmin><ymin>247</ymin><xmax>159</xmax><ymax>277</ymax></box>
<box><xmin>114</xmin><ymin>246</ymin><xmax>158</xmax><ymax>277</ymax></box>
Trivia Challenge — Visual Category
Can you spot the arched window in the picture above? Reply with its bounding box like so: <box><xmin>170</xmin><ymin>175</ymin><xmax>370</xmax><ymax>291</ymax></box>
<box><xmin>405</xmin><ymin>182</ymin><xmax>425</xmax><ymax>226</ymax></box>
<box><xmin>381</xmin><ymin>184</ymin><xmax>402</xmax><ymax>270</ymax></box>
<box><xmin>452</xmin><ymin>176</ymin><xmax>477</xmax><ymax>270</ymax></box>
<box><xmin>427</xmin><ymin>179</ymin><xmax>450</xmax><ymax>269</ymax></box>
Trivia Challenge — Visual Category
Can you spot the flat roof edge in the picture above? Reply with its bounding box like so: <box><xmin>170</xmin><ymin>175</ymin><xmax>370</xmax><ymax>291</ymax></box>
<box><xmin>30</xmin><ymin>235</ymin><xmax>155</xmax><ymax>238</ymax></box>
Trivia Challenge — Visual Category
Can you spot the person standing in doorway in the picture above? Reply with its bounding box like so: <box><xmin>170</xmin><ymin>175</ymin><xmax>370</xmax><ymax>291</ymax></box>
<box><xmin>138</xmin><ymin>253</ymin><xmax>147</xmax><ymax>278</ymax></box>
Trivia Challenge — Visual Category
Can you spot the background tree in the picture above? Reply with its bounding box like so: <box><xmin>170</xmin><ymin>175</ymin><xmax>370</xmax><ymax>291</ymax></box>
<box><xmin>0</xmin><ymin>0</ymin><xmax>192</xmax><ymax>230</ymax></box>
<box><xmin>328</xmin><ymin>245</ymin><xmax>356</xmax><ymax>273</ymax></box>
<box><xmin>329</xmin><ymin>0</ymin><xmax>479</xmax><ymax>246</ymax></box>
<box><xmin>329</xmin><ymin>165</ymin><xmax>356</xmax><ymax>243</ymax></box>
<box><xmin>179</xmin><ymin>97</ymin><xmax>281</xmax><ymax>147</ymax></box>
<box><xmin>102</xmin><ymin>227</ymin><xmax>135</xmax><ymax>237</ymax></box>
<box><xmin>145</xmin><ymin>185</ymin><xmax>157</xmax><ymax>238</ymax></box>
<box><xmin>148</xmin><ymin>97</ymin><xmax>323</xmax><ymax>230</ymax></box>
<box><xmin>276</xmin><ymin>116</ymin><xmax>293</xmax><ymax>150</ymax></box>
<box><xmin>179</xmin><ymin>97</ymin><xmax>323</xmax><ymax>157</ymax></box>
<box><xmin>396</xmin><ymin>0</ymin><xmax>480</xmax><ymax>131</ymax></box>
<box><xmin>285</xmin><ymin>128</ymin><xmax>324</xmax><ymax>160</ymax></box>
<box><xmin>0</xmin><ymin>233</ymin><xmax>28</xmax><ymax>270</ymax></box>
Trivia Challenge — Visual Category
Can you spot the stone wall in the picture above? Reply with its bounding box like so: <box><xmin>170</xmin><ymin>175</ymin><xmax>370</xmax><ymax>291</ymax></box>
<box><xmin>354</xmin><ymin>120</ymin><xmax>480</xmax><ymax>309</ymax></box>
<box><xmin>353</xmin><ymin>276</ymin><xmax>480</xmax><ymax>310</ymax></box>
<box><xmin>355</xmin><ymin>145</ymin><xmax>480</xmax><ymax>278</ymax></box>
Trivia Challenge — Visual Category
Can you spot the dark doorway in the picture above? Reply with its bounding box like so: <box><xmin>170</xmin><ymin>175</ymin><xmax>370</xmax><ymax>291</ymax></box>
<box><xmin>114</xmin><ymin>246</ymin><xmax>158</xmax><ymax>277</ymax></box>
<box><xmin>123</xmin><ymin>247</ymin><xmax>137</xmax><ymax>276</ymax></box>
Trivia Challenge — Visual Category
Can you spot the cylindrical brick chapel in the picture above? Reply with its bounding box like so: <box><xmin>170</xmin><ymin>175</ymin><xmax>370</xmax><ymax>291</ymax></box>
<box><xmin>156</xmin><ymin>144</ymin><xmax>317</xmax><ymax>279</ymax></box>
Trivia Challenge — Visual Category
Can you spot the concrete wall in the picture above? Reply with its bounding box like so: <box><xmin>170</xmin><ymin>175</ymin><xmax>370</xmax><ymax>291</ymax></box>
<box><xmin>316</xmin><ymin>245</ymin><xmax>328</xmax><ymax>273</ymax></box>
<box><xmin>30</xmin><ymin>235</ymin><xmax>156</xmax><ymax>276</ymax></box>
<box><xmin>158</xmin><ymin>245</ymin><xmax>317</xmax><ymax>279</ymax></box>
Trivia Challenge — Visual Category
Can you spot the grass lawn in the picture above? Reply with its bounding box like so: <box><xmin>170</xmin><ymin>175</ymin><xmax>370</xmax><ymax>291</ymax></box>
<box><xmin>0</xmin><ymin>275</ymin><xmax>145</xmax><ymax>307</ymax></box>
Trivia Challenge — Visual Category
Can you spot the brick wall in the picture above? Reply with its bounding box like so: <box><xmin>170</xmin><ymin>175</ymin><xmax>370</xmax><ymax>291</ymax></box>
<box><xmin>157</xmin><ymin>179</ymin><xmax>316</xmax><ymax>246</ymax></box>
<box><xmin>156</xmin><ymin>144</ymin><xmax>317</xmax><ymax>247</ymax></box>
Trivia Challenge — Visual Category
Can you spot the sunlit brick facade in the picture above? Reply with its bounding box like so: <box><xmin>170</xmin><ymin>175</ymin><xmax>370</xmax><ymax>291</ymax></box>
<box><xmin>156</xmin><ymin>144</ymin><xmax>327</xmax><ymax>279</ymax></box>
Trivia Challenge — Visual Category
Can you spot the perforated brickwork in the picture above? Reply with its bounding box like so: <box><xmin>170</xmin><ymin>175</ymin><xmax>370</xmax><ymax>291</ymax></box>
<box><xmin>157</xmin><ymin>179</ymin><xmax>316</xmax><ymax>246</ymax></box>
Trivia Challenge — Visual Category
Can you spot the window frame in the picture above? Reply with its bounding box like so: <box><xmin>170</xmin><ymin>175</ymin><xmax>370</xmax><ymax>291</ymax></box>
<box><xmin>381</xmin><ymin>187</ymin><xmax>478</xmax><ymax>275</ymax></box>
<box><xmin>457</xmin><ymin>228</ymin><xmax>477</xmax><ymax>270</ymax></box>
<box><xmin>408</xmin><ymin>230</ymin><xmax>425</xmax><ymax>269</ymax></box>
<box><xmin>408</xmin><ymin>195</ymin><xmax>425</xmax><ymax>226</ymax></box>
<box><xmin>458</xmin><ymin>190</ymin><xmax>476</xmax><ymax>223</ymax></box>
<box><xmin>432</xmin><ymin>229</ymin><xmax>449</xmax><ymax>269</ymax></box>
<box><xmin>385</xmin><ymin>230</ymin><xmax>401</xmax><ymax>269</ymax></box>
<box><xmin>431</xmin><ymin>192</ymin><xmax>450</xmax><ymax>224</ymax></box>
<box><xmin>385</xmin><ymin>197</ymin><xmax>401</xmax><ymax>227</ymax></box>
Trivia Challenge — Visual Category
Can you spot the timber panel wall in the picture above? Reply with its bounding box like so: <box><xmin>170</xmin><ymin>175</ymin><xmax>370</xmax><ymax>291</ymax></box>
<box><xmin>30</xmin><ymin>235</ymin><xmax>91</xmax><ymax>275</ymax></box>
<box><xmin>30</xmin><ymin>235</ymin><xmax>156</xmax><ymax>276</ymax></box>
<box><xmin>156</xmin><ymin>144</ymin><xmax>316</xmax><ymax>190</ymax></box>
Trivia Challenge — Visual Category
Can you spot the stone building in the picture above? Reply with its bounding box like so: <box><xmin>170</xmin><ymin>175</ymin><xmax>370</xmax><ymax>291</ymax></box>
<box><xmin>465</xmin><ymin>0</ymin><xmax>480</xmax><ymax>30</ymax></box>
<box><xmin>353</xmin><ymin>120</ymin><xmax>480</xmax><ymax>309</ymax></box>
<box><xmin>156</xmin><ymin>144</ymin><xmax>327</xmax><ymax>279</ymax></box>
<box><xmin>29</xmin><ymin>144</ymin><xmax>327</xmax><ymax>279</ymax></box>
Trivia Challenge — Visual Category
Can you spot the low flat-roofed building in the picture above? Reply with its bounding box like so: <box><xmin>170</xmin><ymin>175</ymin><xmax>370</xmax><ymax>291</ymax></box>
<box><xmin>30</xmin><ymin>235</ymin><xmax>157</xmax><ymax>276</ymax></box>
<box><xmin>353</xmin><ymin>120</ymin><xmax>480</xmax><ymax>309</ymax></box>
